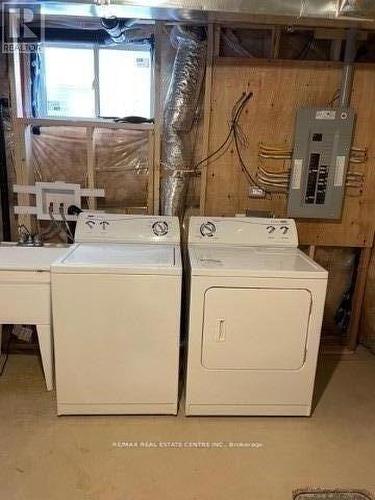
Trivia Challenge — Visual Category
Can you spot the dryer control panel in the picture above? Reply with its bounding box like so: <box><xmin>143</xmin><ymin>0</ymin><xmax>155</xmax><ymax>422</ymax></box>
<box><xmin>75</xmin><ymin>213</ymin><xmax>180</xmax><ymax>244</ymax></box>
<box><xmin>189</xmin><ymin>217</ymin><xmax>298</xmax><ymax>247</ymax></box>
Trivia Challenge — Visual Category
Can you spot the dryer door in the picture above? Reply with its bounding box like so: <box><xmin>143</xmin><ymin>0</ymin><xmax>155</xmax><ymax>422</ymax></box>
<box><xmin>202</xmin><ymin>287</ymin><xmax>311</xmax><ymax>370</ymax></box>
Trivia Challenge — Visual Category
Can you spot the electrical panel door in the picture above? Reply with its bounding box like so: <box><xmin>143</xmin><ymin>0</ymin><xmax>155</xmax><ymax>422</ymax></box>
<box><xmin>287</xmin><ymin>107</ymin><xmax>355</xmax><ymax>219</ymax></box>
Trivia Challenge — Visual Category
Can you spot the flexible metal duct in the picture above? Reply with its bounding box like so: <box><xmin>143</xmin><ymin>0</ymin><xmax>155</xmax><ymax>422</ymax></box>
<box><xmin>338</xmin><ymin>0</ymin><xmax>375</xmax><ymax>17</ymax></box>
<box><xmin>101</xmin><ymin>17</ymin><xmax>153</xmax><ymax>44</ymax></box>
<box><xmin>161</xmin><ymin>26</ymin><xmax>206</xmax><ymax>216</ymax></box>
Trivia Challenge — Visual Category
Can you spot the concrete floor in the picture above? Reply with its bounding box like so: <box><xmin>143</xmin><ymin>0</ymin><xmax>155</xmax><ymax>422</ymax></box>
<box><xmin>1</xmin><ymin>350</ymin><xmax>375</xmax><ymax>500</ymax></box>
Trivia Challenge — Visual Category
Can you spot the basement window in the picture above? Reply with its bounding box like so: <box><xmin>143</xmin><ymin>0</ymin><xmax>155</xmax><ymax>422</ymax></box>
<box><xmin>36</xmin><ymin>43</ymin><xmax>152</xmax><ymax>119</ymax></box>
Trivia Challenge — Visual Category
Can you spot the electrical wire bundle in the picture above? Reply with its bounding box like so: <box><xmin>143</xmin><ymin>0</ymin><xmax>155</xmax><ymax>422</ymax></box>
<box><xmin>194</xmin><ymin>91</ymin><xmax>261</xmax><ymax>188</ymax></box>
<box><xmin>258</xmin><ymin>142</ymin><xmax>292</xmax><ymax>160</ymax></box>
<box><xmin>257</xmin><ymin>164</ymin><xmax>290</xmax><ymax>193</ymax></box>
<box><xmin>48</xmin><ymin>203</ymin><xmax>74</xmax><ymax>243</ymax></box>
<box><xmin>349</xmin><ymin>146</ymin><xmax>367</xmax><ymax>164</ymax></box>
<box><xmin>258</xmin><ymin>142</ymin><xmax>368</xmax><ymax>164</ymax></box>
<box><xmin>257</xmin><ymin>142</ymin><xmax>366</xmax><ymax>193</ymax></box>
<box><xmin>256</xmin><ymin>143</ymin><xmax>291</xmax><ymax>193</ymax></box>
<box><xmin>346</xmin><ymin>171</ymin><xmax>364</xmax><ymax>189</ymax></box>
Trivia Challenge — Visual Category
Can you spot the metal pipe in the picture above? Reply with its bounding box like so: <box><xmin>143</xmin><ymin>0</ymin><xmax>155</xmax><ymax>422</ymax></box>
<box><xmin>339</xmin><ymin>28</ymin><xmax>357</xmax><ymax>107</ymax></box>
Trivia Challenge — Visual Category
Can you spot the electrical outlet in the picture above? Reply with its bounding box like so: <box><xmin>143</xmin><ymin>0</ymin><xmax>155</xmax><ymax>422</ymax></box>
<box><xmin>249</xmin><ymin>187</ymin><xmax>266</xmax><ymax>198</ymax></box>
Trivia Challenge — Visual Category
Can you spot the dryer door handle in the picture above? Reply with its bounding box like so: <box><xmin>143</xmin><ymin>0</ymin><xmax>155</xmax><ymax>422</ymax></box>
<box><xmin>216</xmin><ymin>319</ymin><xmax>226</xmax><ymax>342</ymax></box>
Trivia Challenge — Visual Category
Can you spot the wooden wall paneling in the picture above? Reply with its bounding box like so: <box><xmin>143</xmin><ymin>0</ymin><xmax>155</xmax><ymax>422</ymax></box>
<box><xmin>298</xmin><ymin>65</ymin><xmax>375</xmax><ymax>247</ymax></box>
<box><xmin>206</xmin><ymin>59</ymin><xmax>341</xmax><ymax>217</ymax></box>
<box><xmin>205</xmin><ymin>59</ymin><xmax>375</xmax><ymax>248</ymax></box>
<box><xmin>153</xmin><ymin>21</ymin><xmax>163</xmax><ymax>214</ymax></box>
<box><xmin>199</xmin><ymin>24</ymin><xmax>215</xmax><ymax>214</ymax></box>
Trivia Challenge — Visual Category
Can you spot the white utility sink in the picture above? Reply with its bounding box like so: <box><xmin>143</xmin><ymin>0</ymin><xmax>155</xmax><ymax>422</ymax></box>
<box><xmin>0</xmin><ymin>244</ymin><xmax>70</xmax><ymax>271</ymax></box>
<box><xmin>0</xmin><ymin>243</ymin><xmax>71</xmax><ymax>391</ymax></box>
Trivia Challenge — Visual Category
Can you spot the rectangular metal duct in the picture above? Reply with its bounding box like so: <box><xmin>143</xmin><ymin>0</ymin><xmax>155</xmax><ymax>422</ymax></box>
<box><xmin>24</xmin><ymin>0</ymin><xmax>375</xmax><ymax>24</ymax></box>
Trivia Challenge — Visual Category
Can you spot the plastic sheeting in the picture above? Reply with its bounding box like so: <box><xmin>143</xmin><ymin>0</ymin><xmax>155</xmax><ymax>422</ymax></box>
<box><xmin>32</xmin><ymin>127</ymin><xmax>149</xmax><ymax>210</ymax></box>
<box><xmin>160</xmin><ymin>26</ymin><xmax>206</xmax><ymax>216</ymax></box>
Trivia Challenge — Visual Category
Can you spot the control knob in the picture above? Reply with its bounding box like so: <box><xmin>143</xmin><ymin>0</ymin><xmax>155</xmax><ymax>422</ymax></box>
<box><xmin>152</xmin><ymin>221</ymin><xmax>169</xmax><ymax>236</ymax></box>
<box><xmin>200</xmin><ymin>222</ymin><xmax>216</xmax><ymax>237</ymax></box>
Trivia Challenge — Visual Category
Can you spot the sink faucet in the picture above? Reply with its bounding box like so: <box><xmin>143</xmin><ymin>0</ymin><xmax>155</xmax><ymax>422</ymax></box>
<box><xmin>17</xmin><ymin>225</ymin><xmax>44</xmax><ymax>247</ymax></box>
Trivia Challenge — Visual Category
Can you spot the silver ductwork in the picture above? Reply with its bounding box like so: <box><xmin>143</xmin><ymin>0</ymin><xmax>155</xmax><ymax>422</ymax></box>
<box><xmin>100</xmin><ymin>17</ymin><xmax>153</xmax><ymax>44</ymax></box>
<box><xmin>160</xmin><ymin>26</ymin><xmax>206</xmax><ymax>216</ymax></box>
<box><xmin>23</xmin><ymin>1</ymin><xmax>375</xmax><ymax>25</ymax></box>
<box><xmin>338</xmin><ymin>0</ymin><xmax>375</xmax><ymax>18</ymax></box>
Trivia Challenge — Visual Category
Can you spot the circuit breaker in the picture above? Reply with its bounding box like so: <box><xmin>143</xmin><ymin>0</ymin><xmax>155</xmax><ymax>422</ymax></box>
<box><xmin>287</xmin><ymin>107</ymin><xmax>355</xmax><ymax>219</ymax></box>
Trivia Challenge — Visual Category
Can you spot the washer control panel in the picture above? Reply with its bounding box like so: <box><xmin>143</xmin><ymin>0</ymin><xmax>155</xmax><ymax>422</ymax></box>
<box><xmin>190</xmin><ymin>217</ymin><xmax>298</xmax><ymax>247</ymax></box>
<box><xmin>75</xmin><ymin>213</ymin><xmax>180</xmax><ymax>244</ymax></box>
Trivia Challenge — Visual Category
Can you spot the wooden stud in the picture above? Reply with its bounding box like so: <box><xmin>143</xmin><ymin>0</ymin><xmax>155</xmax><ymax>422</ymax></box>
<box><xmin>153</xmin><ymin>21</ymin><xmax>163</xmax><ymax>215</ymax></box>
<box><xmin>147</xmin><ymin>130</ymin><xmax>155</xmax><ymax>214</ymax></box>
<box><xmin>199</xmin><ymin>23</ymin><xmax>215</xmax><ymax>215</ymax></box>
<box><xmin>347</xmin><ymin>247</ymin><xmax>373</xmax><ymax>351</ymax></box>
<box><xmin>8</xmin><ymin>21</ymin><xmax>33</xmax><ymax>230</ymax></box>
<box><xmin>330</xmin><ymin>39</ymin><xmax>343</xmax><ymax>61</ymax></box>
<box><xmin>314</xmin><ymin>28</ymin><xmax>367</xmax><ymax>41</ymax></box>
<box><xmin>8</xmin><ymin>13</ymin><xmax>24</xmax><ymax>119</ymax></box>
<box><xmin>86</xmin><ymin>127</ymin><xmax>96</xmax><ymax>210</ymax></box>
<box><xmin>20</xmin><ymin>117</ymin><xmax>153</xmax><ymax>131</ymax></box>
<box><xmin>308</xmin><ymin>245</ymin><xmax>316</xmax><ymax>259</ymax></box>
<box><xmin>22</xmin><ymin>53</ymin><xmax>32</xmax><ymax>118</ymax></box>
<box><xmin>213</xmin><ymin>25</ymin><xmax>221</xmax><ymax>57</ymax></box>
<box><xmin>271</xmin><ymin>28</ymin><xmax>281</xmax><ymax>59</ymax></box>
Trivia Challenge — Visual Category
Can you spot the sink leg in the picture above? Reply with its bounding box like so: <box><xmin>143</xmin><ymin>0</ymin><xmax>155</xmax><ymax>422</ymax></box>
<box><xmin>36</xmin><ymin>325</ymin><xmax>53</xmax><ymax>391</ymax></box>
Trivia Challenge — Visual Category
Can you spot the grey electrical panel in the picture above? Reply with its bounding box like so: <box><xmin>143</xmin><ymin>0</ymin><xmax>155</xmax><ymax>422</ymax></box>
<box><xmin>287</xmin><ymin>107</ymin><xmax>355</xmax><ymax>219</ymax></box>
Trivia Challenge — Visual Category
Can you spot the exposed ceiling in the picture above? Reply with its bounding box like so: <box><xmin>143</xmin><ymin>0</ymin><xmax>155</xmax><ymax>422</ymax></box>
<box><xmin>8</xmin><ymin>0</ymin><xmax>375</xmax><ymax>28</ymax></box>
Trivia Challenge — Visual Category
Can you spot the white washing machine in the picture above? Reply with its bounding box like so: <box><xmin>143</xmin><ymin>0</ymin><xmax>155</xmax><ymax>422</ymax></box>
<box><xmin>52</xmin><ymin>213</ymin><xmax>181</xmax><ymax>415</ymax></box>
<box><xmin>185</xmin><ymin>217</ymin><xmax>328</xmax><ymax>416</ymax></box>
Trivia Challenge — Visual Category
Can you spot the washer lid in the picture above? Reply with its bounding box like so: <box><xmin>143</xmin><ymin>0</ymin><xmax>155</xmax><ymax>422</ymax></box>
<box><xmin>52</xmin><ymin>243</ymin><xmax>181</xmax><ymax>275</ymax></box>
<box><xmin>189</xmin><ymin>246</ymin><xmax>327</xmax><ymax>279</ymax></box>
<box><xmin>0</xmin><ymin>245</ymin><xmax>71</xmax><ymax>271</ymax></box>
